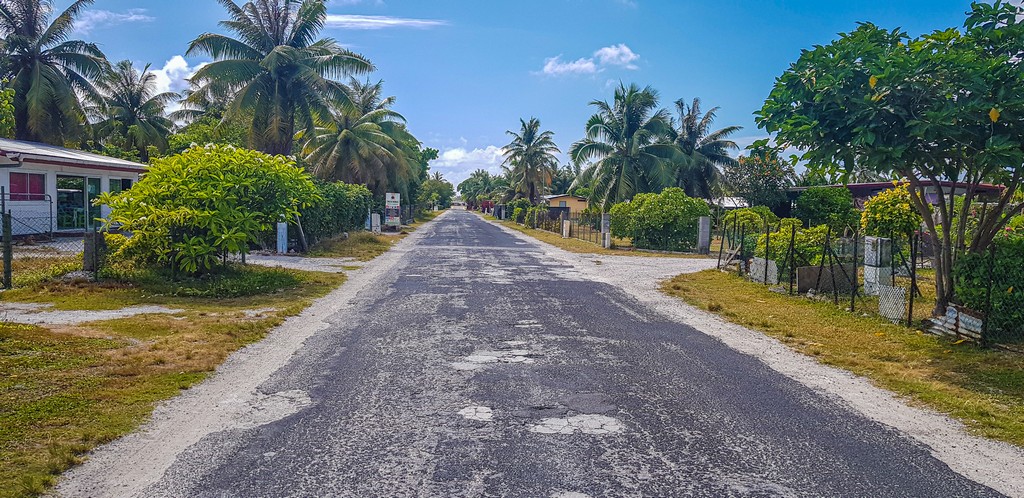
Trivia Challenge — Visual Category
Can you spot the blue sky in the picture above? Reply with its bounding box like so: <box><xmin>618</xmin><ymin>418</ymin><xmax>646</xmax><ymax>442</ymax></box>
<box><xmin>63</xmin><ymin>0</ymin><xmax>975</xmax><ymax>185</ymax></box>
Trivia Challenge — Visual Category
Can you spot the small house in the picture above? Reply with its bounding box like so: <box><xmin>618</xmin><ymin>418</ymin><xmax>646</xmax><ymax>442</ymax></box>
<box><xmin>542</xmin><ymin>194</ymin><xmax>589</xmax><ymax>213</ymax></box>
<box><xmin>0</xmin><ymin>139</ymin><xmax>146</xmax><ymax>235</ymax></box>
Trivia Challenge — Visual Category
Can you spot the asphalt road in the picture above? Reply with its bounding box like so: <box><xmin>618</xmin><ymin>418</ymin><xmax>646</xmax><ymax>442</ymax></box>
<box><xmin>59</xmin><ymin>210</ymin><xmax>1004</xmax><ymax>497</ymax></box>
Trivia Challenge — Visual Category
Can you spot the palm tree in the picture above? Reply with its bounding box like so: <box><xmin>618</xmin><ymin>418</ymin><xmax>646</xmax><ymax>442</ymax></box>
<box><xmin>187</xmin><ymin>0</ymin><xmax>374</xmax><ymax>155</ymax></box>
<box><xmin>502</xmin><ymin>117</ymin><xmax>560</xmax><ymax>204</ymax></box>
<box><xmin>570</xmin><ymin>83</ymin><xmax>676</xmax><ymax>209</ymax></box>
<box><xmin>300</xmin><ymin>83</ymin><xmax>419</xmax><ymax>197</ymax></box>
<box><xmin>457</xmin><ymin>169</ymin><xmax>495</xmax><ymax>208</ymax></box>
<box><xmin>90</xmin><ymin>60</ymin><xmax>176</xmax><ymax>161</ymax></box>
<box><xmin>670</xmin><ymin>98</ymin><xmax>741</xmax><ymax>199</ymax></box>
<box><xmin>0</xmin><ymin>0</ymin><xmax>107</xmax><ymax>144</ymax></box>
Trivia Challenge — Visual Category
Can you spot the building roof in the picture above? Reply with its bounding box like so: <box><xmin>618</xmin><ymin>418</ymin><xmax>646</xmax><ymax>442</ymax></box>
<box><xmin>542</xmin><ymin>194</ymin><xmax>587</xmax><ymax>201</ymax></box>
<box><xmin>788</xmin><ymin>181</ymin><xmax>1004</xmax><ymax>195</ymax></box>
<box><xmin>0</xmin><ymin>138</ymin><xmax>147</xmax><ymax>173</ymax></box>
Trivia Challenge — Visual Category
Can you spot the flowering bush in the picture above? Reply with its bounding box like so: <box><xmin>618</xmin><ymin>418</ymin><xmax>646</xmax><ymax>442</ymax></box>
<box><xmin>861</xmin><ymin>183</ymin><xmax>922</xmax><ymax>240</ymax></box>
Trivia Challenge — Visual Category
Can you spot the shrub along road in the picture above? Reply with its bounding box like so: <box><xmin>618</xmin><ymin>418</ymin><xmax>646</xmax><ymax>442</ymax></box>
<box><xmin>57</xmin><ymin>209</ymin><xmax>1022</xmax><ymax>497</ymax></box>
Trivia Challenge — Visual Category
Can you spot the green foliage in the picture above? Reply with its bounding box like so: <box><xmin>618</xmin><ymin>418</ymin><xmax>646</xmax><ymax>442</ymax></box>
<box><xmin>723</xmin><ymin>141</ymin><xmax>796</xmax><ymax>209</ymax></box>
<box><xmin>99</xmin><ymin>145</ymin><xmax>319</xmax><ymax>274</ymax></box>
<box><xmin>503</xmin><ymin>117</ymin><xmax>560</xmax><ymax>203</ymax></box>
<box><xmin>299</xmin><ymin>180</ymin><xmax>373</xmax><ymax>246</ymax></box>
<box><xmin>723</xmin><ymin>208</ymin><xmax>769</xmax><ymax>235</ymax></box>
<box><xmin>187</xmin><ymin>0</ymin><xmax>373</xmax><ymax>155</ymax></box>
<box><xmin>955</xmin><ymin>234</ymin><xmax>1024</xmax><ymax>342</ymax></box>
<box><xmin>165</xmin><ymin>115</ymin><xmax>248</xmax><ymax>156</ymax></box>
<box><xmin>746</xmin><ymin>205</ymin><xmax>780</xmax><ymax>225</ymax></box>
<box><xmin>861</xmin><ymin>183</ymin><xmax>922</xmax><ymax>240</ymax></box>
<box><xmin>756</xmin><ymin>3</ymin><xmax>1024</xmax><ymax>310</ymax></box>
<box><xmin>0</xmin><ymin>83</ymin><xmax>13</xmax><ymax>139</ymax></box>
<box><xmin>609</xmin><ymin>188</ymin><xmax>710</xmax><ymax>251</ymax></box>
<box><xmin>2</xmin><ymin>0</ymin><xmax>107</xmax><ymax>144</ymax></box>
<box><xmin>523</xmin><ymin>205</ymin><xmax>550</xmax><ymax>228</ymax></box>
<box><xmin>508</xmin><ymin>198</ymin><xmax>532</xmax><ymax>223</ymax></box>
<box><xmin>417</xmin><ymin>176</ymin><xmax>455</xmax><ymax>209</ymax></box>
<box><xmin>570</xmin><ymin>83</ymin><xmax>676</xmax><ymax>209</ymax></box>
<box><xmin>794</xmin><ymin>187</ymin><xmax>858</xmax><ymax>230</ymax></box>
<box><xmin>755</xmin><ymin>223</ymin><xmax>830</xmax><ymax>266</ymax></box>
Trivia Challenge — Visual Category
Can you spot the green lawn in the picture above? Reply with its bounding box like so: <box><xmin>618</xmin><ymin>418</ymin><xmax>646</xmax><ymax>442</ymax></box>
<box><xmin>0</xmin><ymin>264</ymin><xmax>347</xmax><ymax>497</ymax></box>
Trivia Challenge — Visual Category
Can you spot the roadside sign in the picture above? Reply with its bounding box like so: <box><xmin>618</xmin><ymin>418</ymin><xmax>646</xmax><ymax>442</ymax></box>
<box><xmin>385</xmin><ymin>193</ymin><xmax>401</xmax><ymax>227</ymax></box>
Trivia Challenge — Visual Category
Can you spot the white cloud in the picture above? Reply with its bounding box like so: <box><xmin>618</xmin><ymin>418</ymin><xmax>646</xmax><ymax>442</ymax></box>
<box><xmin>324</xmin><ymin>14</ymin><xmax>447</xmax><ymax>29</ymax></box>
<box><xmin>432</xmin><ymin>146</ymin><xmax>505</xmax><ymax>185</ymax></box>
<box><xmin>539</xmin><ymin>43</ymin><xmax>640</xmax><ymax>76</ymax></box>
<box><xmin>542</xmin><ymin>56</ymin><xmax>598</xmax><ymax>76</ymax></box>
<box><xmin>149</xmin><ymin>56</ymin><xmax>207</xmax><ymax>95</ymax></box>
<box><xmin>594</xmin><ymin>44</ymin><xmax>639</xmax><ymax>69</ymax></box>
<box><xmin>76</xmin><ymin>8</ymin><xmax>153</xmax><ymax>34</ymax></box>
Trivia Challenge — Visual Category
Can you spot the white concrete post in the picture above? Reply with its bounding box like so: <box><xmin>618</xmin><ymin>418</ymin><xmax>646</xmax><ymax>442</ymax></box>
<box><xmin>276</xmin><ymin>221</ymin><xmax>288</xmax><ymax>254</ymax></box>
<box><xmin>371</xmin><ymin>214</ymin><xmax>381</xmax><ymax>235</ymax></box>
<box><xmin>698</xmin><ymin>216</ymin><xmax>711</xmax><ymax>255</ymax></box>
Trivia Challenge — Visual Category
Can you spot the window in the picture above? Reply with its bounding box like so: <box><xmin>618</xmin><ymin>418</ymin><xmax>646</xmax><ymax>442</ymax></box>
<box><xmin>559</xmin><ymin>201</ymin><xmax>567</xmax><ymax>207</ymax></box>
<box><xmin>9</xmin><ymin>172</ymin><xmax>45</xmax><ymax>201</ymax></box>
<box><xmin>109</xmin><ymin>178</ymin><xmax>133</xmax><ymax>194</ymax></box>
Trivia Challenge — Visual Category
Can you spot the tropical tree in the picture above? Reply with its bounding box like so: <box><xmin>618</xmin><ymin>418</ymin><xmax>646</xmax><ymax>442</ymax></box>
<box><xmin>722</xmin><ymin>140</ymin><xmax>796</xmax><ymax>209</ymax></box>
<box><xmin>300</xmin><ymin>82</ymin><xmax>421</xmax><ymax>198</ymax></box>
<box><xmin>502</xmin><ymin>117</ymin><xmax>560</xmax><ymax>204</ymax></box>
<box><xmin>570</xmin><ymin>83</ymin><xmax>676</xmax><ymax>209</ymax></box>
<box><xmin>0</xmin><ymin>0</ymin><xmax>107</xmax><ymax>144</ymax></box>
<box><xmin>90</xmin><ymin>60</ymin><xmax>176</xmax><ymax>161</ymax></box>
<box><xmin>187</xmin><ymin>0</ymin><xmax>374</xmax><ymax>155</ymax></box>
<box><xmin>670</xmin><ymin>98</ymin><xmax>741</xmax><ymax>199</ymax></box>
<box><xmin>551</xmin><ymin>164</ymin><xmax>578</xmax><ymax>195</ymax></box>
<box><xmin>756</xmin><ymin>1</ymin><xmax>1024</xmax><ymax>314</ymax></box>
<box><xmin>458</xmin><ymin>169</ymin><xmax>497</xmax><ymax>208</ymax></box>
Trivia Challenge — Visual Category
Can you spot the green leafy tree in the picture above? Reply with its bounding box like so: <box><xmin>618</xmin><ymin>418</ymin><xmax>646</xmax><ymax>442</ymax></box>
<box><xmin>418</xmin><ymin>174</ymin><xmax>455</xmax><ymax>209</ymax></box>
<box><xmin>670</xmin><ymin>98</ymin><xmax>742</xmax><ymax>199</ymax></box>
<box><xmin>165</xmin><ymin>115</ymin><xmax>249</xmax><ymax>156</ymax></box>
<box><xmin>90</xmin><ymin>60</ymin><xmax>176</xmax><ymax>161</ymax></box>
<box><xmin>570</xmin><ymin>83</ymin><xmax>676</xmax><ymax>209</ymax></box>
<box><xmin>756</xmin><ymin>2</ymin><xmax>1024</xmax><ymax>313</ymax></box>
<box><xmin>99</xmin><ymin>145</ymin><xmax>319</xmax><ymax>274</ymax></box>
<box><xmin>722</xmin><ymin>141</ymin><xmax>796</xmax><ymax>209</ymax></box>
<box><xmin>793</xmin><ymin>186</ymin><xmax>858</xmax><ymax>230</ymax></box>
<box><xmin>502</xmin><ymin>117</ymin><xmax>560</xmax><ymax>204</ymax></box>
<box><xmin>187</xmin><ymin>0</ymin><xmax>373</xmax><ymax>155</ymax></box>
<box><xmin>0</xmin><ymin>0</ymin><xmax>107</xmax><ymax>144</ymax></box>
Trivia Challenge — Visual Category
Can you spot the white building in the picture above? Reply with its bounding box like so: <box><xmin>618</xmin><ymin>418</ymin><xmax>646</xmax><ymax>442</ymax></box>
<box><xmin>0</xmin><ymin>139</ymin><xmax>145</xmax><ymax>235</ymax></box>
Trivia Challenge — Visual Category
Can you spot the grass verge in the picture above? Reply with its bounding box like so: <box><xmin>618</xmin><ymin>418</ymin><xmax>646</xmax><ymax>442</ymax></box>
<box><xmin>0</xmin><ymin>265</ymin><xmax>345</xmax><ymax>497</ymax></box>
<box><xmin>307</xmin><ymin>210</ymin><xmax>442</xmax><ymax>260</ymax></box>
<box><xmin>662</xmin><ymin>269</ymin><xmax>1024</xmax><ymax>447</ymax></box>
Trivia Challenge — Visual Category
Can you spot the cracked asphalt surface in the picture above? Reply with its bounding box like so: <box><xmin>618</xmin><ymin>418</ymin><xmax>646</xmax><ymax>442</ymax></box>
<box><xmin>57</xmin><ymin>210</ymin><xmax>1006</xmax><ymax>497</ymax></box>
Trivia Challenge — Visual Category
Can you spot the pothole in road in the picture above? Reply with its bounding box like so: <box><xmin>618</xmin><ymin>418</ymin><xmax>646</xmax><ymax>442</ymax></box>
<box><xmin>451</xmin><ymin>343</ymin><xmax>544</xmax><ymax>371</ymax></box>
<box><xmin>529</xmin><ymin>414</ymin><xmax>624</xmax><ymax>435</ymax></box>
<box><xmin>458</xmin><ymin>406</ymin><xmax>493</xmax><ymax>422</ymax></box>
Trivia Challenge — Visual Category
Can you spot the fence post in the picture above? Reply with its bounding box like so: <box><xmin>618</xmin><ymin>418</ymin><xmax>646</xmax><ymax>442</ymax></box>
<box><xmin>787</xmin><ymin>225</ymin><xmax>797</xmax><ymax>295</ymax></box>
<box><xmin>716</xmin><ymin>216</ymin><xmax>728</xmax><ymax>269</ymax></box>
<box><xmin>763</xmin><ymin>220</ymin><xmax>771</xmax><ymax>285</ymax></box>
<box><xmin>3</xmin><ymin>211</ymin><xmax>11</xmax><ymax>289</ymax></box>
<box><xmin>738</xmin><ymin>226</ymin><xmax>746</xmax><ymax>276</ymax></box>
<box><xmin>906</xmin><ymin>233</ymin><xmax>919</xmax><ymax>328</ymax></box>
<box><xmin>850</xmin><ymin>226</ymin><xmax>859</xmax><ymax>312</ymax></box>
<box><xmin>980</xmin><ymin>240</ymin><xmax>994</xmax><ymax>344</ymax></box>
